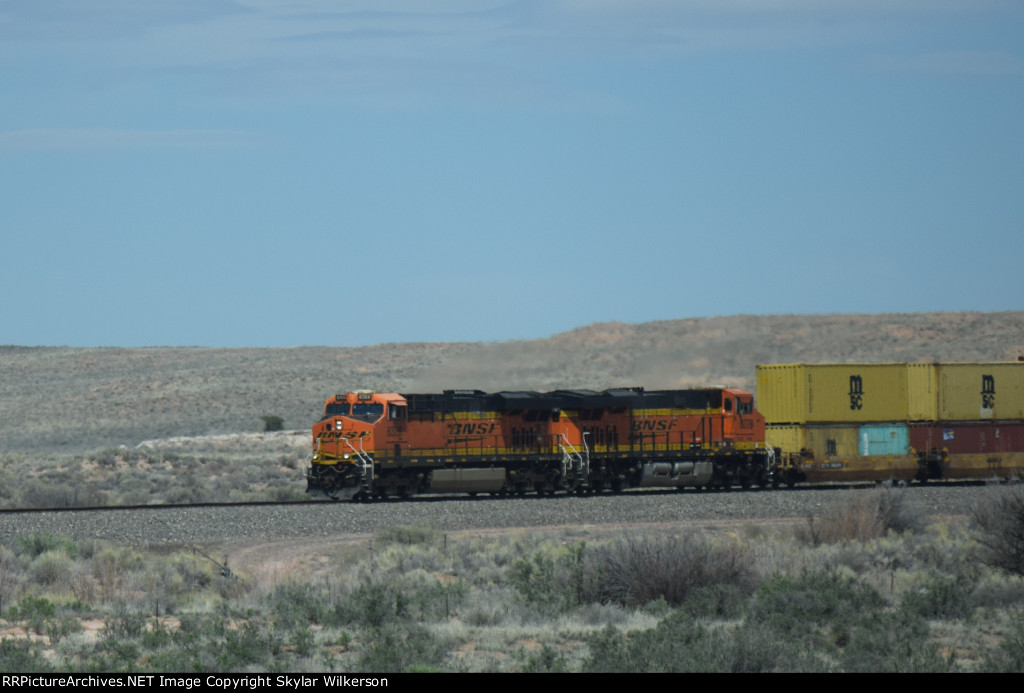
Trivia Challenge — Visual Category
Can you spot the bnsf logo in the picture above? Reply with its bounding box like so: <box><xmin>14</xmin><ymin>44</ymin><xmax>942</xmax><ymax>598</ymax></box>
<box><xmin>323</xmin><ymin>430</ymin><xmax>369</xmax><ymax>439</ymax></box>
<box><xmin>631</xmin><ymin>420</ymin><xmax>678</xmax><ymax>432</ymax></box>
<box><xmin>849</xmin><ymin>375</ymin><xmax>864</xmax><ymax>410</ymax></box>
<box><xmin>447</xmin><ymin>423</ymin><xmax>499</xmax><ymax>436</ymax></box>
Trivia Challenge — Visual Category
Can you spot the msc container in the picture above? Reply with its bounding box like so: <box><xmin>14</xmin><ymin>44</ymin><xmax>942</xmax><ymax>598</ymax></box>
<box><xmin>936</xmin><ymin>363</ymin><xmax>1024</xmax><ymax>421</ymax></box>
<box><xmin>756</xmin><ymin>363</ymin><xmax>937</xmax><ymax>424</ymax></box>
<box><xmin>804</xmin><ymin>425</ymin><xmax>860</xmax><ymax>459</ymax></box>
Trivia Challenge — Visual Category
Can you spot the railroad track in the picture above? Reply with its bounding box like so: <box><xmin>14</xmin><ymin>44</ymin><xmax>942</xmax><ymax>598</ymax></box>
<box><xmin>0</xmin><ymin>498</ymin><xmax>327</xmax><ymax>515</ymax></box>
<box><xmin>0</xmin><ymin>483</ymin><xmax>996</xmax><ymax>549</ymax></box>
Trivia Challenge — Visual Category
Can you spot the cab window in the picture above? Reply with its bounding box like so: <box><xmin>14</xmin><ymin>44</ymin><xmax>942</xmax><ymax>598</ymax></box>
<box><xmin>352</xmin><ymin>403</ymin><xmax>384</xmax><ymax>421</ymax></box>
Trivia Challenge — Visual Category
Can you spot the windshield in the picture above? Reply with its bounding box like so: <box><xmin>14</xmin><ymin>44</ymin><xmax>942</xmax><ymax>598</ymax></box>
<box><xmin>351</xmin><ymin>403</ymin><xmax>385</xmax><ymax>422</ymax></box>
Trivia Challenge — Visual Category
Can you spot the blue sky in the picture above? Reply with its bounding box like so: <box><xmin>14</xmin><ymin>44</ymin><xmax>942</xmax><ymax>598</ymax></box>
<box><xmin>2</xmin><ymin>1</ymin><xmax>1022</xmax><ymax>347</ymax></box>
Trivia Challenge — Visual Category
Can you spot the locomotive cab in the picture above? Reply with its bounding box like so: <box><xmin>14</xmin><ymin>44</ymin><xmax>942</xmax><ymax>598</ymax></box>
<box><xmin>719</xmin><ymin>388</ymin><xmax>765</xmax><ymax>443</ymax></box>
<box><xmin>308</xmin><ymin>391</ymin><xmax>409</xmax><ymax>499</ymax></box>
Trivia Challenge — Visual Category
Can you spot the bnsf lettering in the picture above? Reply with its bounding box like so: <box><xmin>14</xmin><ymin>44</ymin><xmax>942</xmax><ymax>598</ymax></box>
<box><xmin>323</xmin><ymin>430</ymin><xmax>369</xmax><ymax>439</ymax></box>
<box><xmin>848</xmin><ymin>375</ymin><xmax>864</xmax><ymax>410</ymax></box>
<box><xmin>982</xmin><ymin>374</ymin><xmax>996</xmax><ymax>409</ymax></box>
<box><xmin>631</xmin><ymin>420</ymin><xmax>679</xmax><ymax>432</ymax></box>
<box><xmin>447</xmin><ymin>423</ymin><xmax>499</xmax><ymax>436</ymax></box>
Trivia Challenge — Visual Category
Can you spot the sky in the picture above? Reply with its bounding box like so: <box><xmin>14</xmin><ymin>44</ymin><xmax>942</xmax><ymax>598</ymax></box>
<box><xmin>1</xmin><ymin>1</ymin><xmax>1022</xmax><ymax>347</ymax></box>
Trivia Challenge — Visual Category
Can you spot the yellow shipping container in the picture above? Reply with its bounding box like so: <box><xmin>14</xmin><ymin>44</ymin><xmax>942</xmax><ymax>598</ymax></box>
<box><xmin>804</xmin><ymin>425</ymin><xmax>860</xmax><ymax>459</ymax></box>
<box><xmin>756</xmin><ymin>365</ymin><xmax>808</xmax><ymax>424</ymax></box>
<box><xmin>805</xmin><ymin>364</ymin><xmax>910</xmax><ymax>422</ymax></box>
<box><xmin>906</xmin><ymin>363</ymin><xmax>939</xmax><ymax>421</ymax></box>
<box><xmin>765</xmin><ymin>425</ymin><xmax>805</xmax><ymax>454</ymax></box>
<box><xmin>757</xmin><ymin>363</ymin><xmax>935</xmax><ymax>424</ymax></box>
<box><xmin>937</xmin><ymin>363</ymin><xmax>1024</xmax><ymax>421</ymax></box>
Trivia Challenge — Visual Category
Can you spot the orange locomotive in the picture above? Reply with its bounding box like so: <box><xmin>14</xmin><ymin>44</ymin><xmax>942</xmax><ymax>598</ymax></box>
<box><xmin>306</xmin><ymin>387</ymin><xmax>772</xmax><ymax>500</ymax></box>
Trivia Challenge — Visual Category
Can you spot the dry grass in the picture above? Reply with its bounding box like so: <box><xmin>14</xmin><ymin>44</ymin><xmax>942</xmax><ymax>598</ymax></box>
<box><xmin>972</xmin><ymin>485</ymin><xmax>1024</xmax><ymax>576</ymax></box>
<box><xmin>798</xmin><ymin>487</ymin><xmax>925</xmax><ymax>545</ymax></box>
<box><xmin>584</xmin><ymin>533</ymin><xmax>756</xmax><ymax>607</ymax></box>
<box><xmin>2</xmin><ymin>518</ymin><xmax>1024</xmax><ymax>672</ymax></box>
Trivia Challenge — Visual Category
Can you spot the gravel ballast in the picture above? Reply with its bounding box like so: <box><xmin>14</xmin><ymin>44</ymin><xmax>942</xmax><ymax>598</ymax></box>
<box><xmin>0</xmin><ymin>484</ymin><xmax>995</xmax><ymax>546</ymax></box>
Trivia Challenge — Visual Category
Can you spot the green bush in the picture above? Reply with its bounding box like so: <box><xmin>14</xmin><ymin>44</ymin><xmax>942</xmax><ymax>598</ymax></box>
<box><xmin>901</xmin><ymin>571</ymin><xmax>975</xmax><ymax>620</ymax></box>
<box><xmin>30</xmin><ymin>551</ymin><xmax>74</xmax><ymax>586</ymax></box>
<box><xmin>6</xmin><ymin>596</ymin><xmax>56</xmax><ymax>635</ymax></box>
<box><xmin>750</xmin><ymin>571</ymin><xmax>885</xmax><ymax>646</ymax></box>
<box><xmin>261</xmin><ymin>415</ymin><xmax>284</xmax><ymax>432</ymax></box>
<box><xmin>841</xmin><ymin>609</ymin><xmax>955</xmax><ymax>672</ymax></box>
<box><xmin>520</xmin><ymin>643</ymin><xmax>568</xmax><ymax>673</ymax></box>
<box><xmin>979</xmin><ymin>614</ymin><xmax>1024</xmax><ymax>672</ymax></box>
<box><xmin>509</xmin><ymin>542</ymin><xmax>585</xmax><ymax>613</ymax></box>
<box><xmin>375</xmin><ymin>525</ymin><xmax>439</xmax><ymax>546</ymax></box>
<box><xmin>18</xmin><ymin>532</ymin><xmax>78</xmax><ymax>559</ymax></box>
<box><xmin>584</xmin><ymin>611</ymin><xmax>790</xmax><ymax>673</ymax></box>
<box><xmin>357</xmin><ymin>623</ymin><xmax>451</xmax><ymax>673</ymax></box>
<box><xmin>682</xmin><ymin>582</ymin><xmax>749</xmax><ymax>619</ymax></box>
<box><xmin>0</xmin><ymin>638</ymin><xmax>53</xmax><ymax>673</ymax></box>
<box><xmin>342</xmin><ymin>583</ymin><xmax>409</xmax><ymax>628</ymax></box>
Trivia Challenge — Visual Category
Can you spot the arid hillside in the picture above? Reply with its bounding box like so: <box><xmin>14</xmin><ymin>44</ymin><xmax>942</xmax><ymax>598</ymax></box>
<box><xmin>2</xmin><ymin>311</ymin><xmax>1023</xmax><ymax>454</ymax></box>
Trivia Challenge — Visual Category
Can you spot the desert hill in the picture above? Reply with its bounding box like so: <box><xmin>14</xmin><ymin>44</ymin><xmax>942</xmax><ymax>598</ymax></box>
<box><xmin>2</xmin><ymin>311</ymin><xmax>1023</xmax><ymax>454</ymax></box>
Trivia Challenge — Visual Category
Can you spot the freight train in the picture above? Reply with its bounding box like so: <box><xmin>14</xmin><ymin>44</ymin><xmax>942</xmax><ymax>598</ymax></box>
<box><xmin>304</xmin><ymin>361</ymin><xmax>1024</xmax><ymax>500</ymax></box>
<box><xmin>305</xmin><ymin>387</ymin><xmax>772</xmax><ymax>500</ymax></box>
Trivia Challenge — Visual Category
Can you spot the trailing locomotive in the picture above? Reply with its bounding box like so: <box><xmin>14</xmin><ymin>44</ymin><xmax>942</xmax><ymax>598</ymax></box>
<box><xmin>306</xmin><ymin>387</ymin><xmax>772</xmax><ymax>500</ymax></box>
